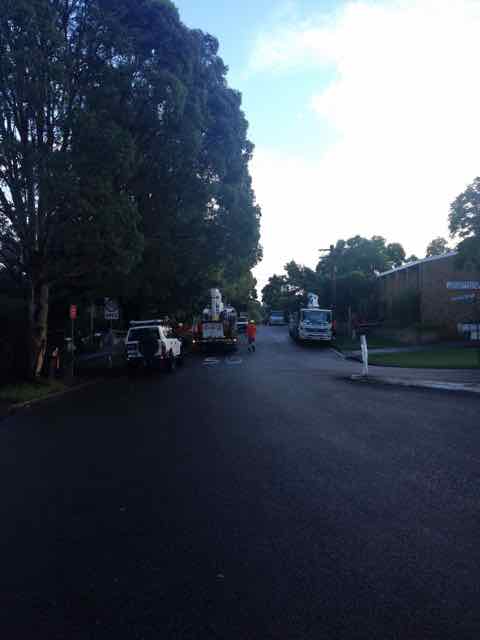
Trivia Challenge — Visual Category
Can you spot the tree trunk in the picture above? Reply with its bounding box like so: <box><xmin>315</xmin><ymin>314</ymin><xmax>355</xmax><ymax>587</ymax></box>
<box><xmin>28</xmin><ymin>279</ymin><xmax>50</xmax><ymax>379</ymax></box>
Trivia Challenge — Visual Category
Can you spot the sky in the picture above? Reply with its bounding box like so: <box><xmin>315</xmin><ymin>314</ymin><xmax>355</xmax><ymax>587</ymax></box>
<box><xmin>175</xmin><ymin>0</ymin><xmax>480</xmax><ymax>292</ymax></box>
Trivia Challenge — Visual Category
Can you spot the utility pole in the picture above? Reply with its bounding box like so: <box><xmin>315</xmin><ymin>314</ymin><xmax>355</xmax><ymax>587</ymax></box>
<box><xmin>330</xmin><ymin>244</ymin><xmax>337</xmax><ymax>317</ymax></box>
<box><xmin>319</xmin><ymin>244</ymin><xmax>337</xmax><ymax>317</ymax></box>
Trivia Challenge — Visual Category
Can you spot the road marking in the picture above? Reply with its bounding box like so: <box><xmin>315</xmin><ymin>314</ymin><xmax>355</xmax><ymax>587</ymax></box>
<box><xmin>225</xmin><ymin>356</ymin><xmax>242</xmax><ymax>366</ymax></box>
<box><xmin>203</xmin><ymin>357</ymin><xmax>220</xmax><ymax>366</ymax></box>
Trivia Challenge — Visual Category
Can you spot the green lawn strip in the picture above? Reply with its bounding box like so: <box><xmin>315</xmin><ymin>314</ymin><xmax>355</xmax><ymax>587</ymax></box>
<box><xmin>334</xmin><ymin>337</ymin><xmax>404</xmax><ymax>351</ymax></box>
<box><xmin>369</xmin><ymin>348</ymin><xmax>480</xmax><ymax>369</ymax></box>
<box><xmin>0</xmin><ymin>380</ymin><xmax>67</xmax><ymax>405</ymax></box>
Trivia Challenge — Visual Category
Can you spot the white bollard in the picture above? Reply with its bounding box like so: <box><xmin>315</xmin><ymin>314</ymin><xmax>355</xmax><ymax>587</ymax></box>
<box><xmin>360</xmin><ymin>334</ymin><xmax>369</xmax><ymax>377</ymax></box>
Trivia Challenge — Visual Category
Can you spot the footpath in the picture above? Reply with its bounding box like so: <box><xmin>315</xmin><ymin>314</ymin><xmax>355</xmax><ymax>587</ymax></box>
<box><xmin>341</xmin><ymin>345</ymin><xmax>480</xmax><ymax>394</ymax></box>
<box><xmin>0</xmin><ymin>347</ymin><xmax>125</xmax><ymax>421</ymax></box>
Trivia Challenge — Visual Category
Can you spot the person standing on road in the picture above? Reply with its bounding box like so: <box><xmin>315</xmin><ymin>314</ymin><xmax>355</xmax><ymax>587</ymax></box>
<box><xmin>247</xmin><ymin>320</ymin><xmax>257</xmax><ymax>352</ymax></box>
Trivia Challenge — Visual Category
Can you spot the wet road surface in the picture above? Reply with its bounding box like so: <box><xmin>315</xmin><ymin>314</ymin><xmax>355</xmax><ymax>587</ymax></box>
<box><xmin>0</xmin><ymin>327</ymin><xmax>479</xmax><ymax>638</ymax></box>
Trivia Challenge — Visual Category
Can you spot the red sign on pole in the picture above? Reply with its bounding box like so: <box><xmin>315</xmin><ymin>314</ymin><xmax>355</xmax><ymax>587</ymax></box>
<box><xmin>69</xmin><ymin>304</ymin><xmax>77</xmax><ymax>320</ymax></box>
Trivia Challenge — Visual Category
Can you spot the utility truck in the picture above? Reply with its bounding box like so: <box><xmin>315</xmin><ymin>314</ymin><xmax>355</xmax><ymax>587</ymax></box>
<box><xmin>289</xmin><ymin>293</ymin><xmax>334</xmax><ymax>343</ymax></box>
<box><xmin>193</xmin><ymin>289</ymin><xmax>238</xmax><ymax>351</ymax></box>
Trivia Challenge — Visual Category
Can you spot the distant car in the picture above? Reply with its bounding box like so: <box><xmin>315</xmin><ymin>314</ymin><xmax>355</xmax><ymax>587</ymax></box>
<box><xmin>268</xmin><ymin>311</ymin><xmax>286</xmax><ymax>326</ymax></box>
<box><xmin>125</xmin><ymin>320</ymin><xmax>183</xmax><ymax>372</ymax></box>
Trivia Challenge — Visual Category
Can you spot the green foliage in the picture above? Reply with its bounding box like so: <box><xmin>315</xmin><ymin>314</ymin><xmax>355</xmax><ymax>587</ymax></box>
<box><xmin>261</xmin><ymin>274</ymin><xmax>294</xmax><ymax>314</ymax></box>
<box><xmin>105</xmin><ymin>2</ymin><xmax>261</xmax><ymax>317</ymax></box>
<box><xmin>0</xmin><ymin>0</ymin><xmax>144</xmax><ymax>286</ymax></box>
<box><xmin>0</xmin><ymin>380</ymin><xmax>66</xmax><ymax>404</ymax></box>
<box><xmin>449</xmin><ymin>177</ymin><xmax>480</xmax><ymax>267</ymax></box>
<box><xmin>221</xmin><ymin>271</ymin><xmax>258</xmax><ymax>311</ymax></box>
<box><xmin>317</xmin><ymin>235</ymin><xmax>406</xmax><ymax>278</ymax></box>
<box><xmin>369</xmin><ymin>348</ymin><xmax>480</xmax><ymax>369</ymax></box>
<box><xmin>262</xmin><ymin>236</ymin><xmax>408</xmax><ymax>321</ymax></box>
<box><xmin>426</xmin><ymin>237</ymin><xmax>450</xmax><ymax>257</ymax></box>
<box><xmin>0</xmin><ymin>0</ymin><xmax>262</xmax><ymax>377</ymax></box>
<box><xmin>317</xmin><ymin>236</ymin><xmax>406</xmax><ymax>319</ymax></box>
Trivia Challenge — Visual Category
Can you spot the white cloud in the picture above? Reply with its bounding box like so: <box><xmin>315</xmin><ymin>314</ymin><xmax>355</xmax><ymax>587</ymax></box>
<box><xmin>251</xmin><ymin>0</ymin><xmax>480</xmax><ymax>291</ymax></box>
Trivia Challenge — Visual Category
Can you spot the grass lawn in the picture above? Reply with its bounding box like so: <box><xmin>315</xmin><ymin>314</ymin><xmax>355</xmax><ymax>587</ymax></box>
<box><xmin>334</xmin><ymin>336</ymin><xmax>404</xmax><ymax>351</ymax></box>
<box><xmin>0</xmin><ymin>380</ymin><xmax>67</xmax><ymax>405</ymax></box>
<box><xmin>369</xmin><ymin>348</ymin><xmax>480</xmax><ymax>369</ymax></box>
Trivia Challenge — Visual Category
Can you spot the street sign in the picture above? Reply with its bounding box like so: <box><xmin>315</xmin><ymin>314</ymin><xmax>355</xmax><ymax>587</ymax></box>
<box><xmin>104</xmin><ymin>298</ymin><xmax>119</xmax><ymax>321</ymax></box>
<box><xmin>451</xmin><ymin>293</ymin><xmax>476</xmax><ymax>303</ymax></box>
<box><xmin>69</xmin><ymin>304</ymin><xmax>77</xmax><ymax>320</ymax></box>
<box><xmin>447</xmin><ymin>281</ymin><xmax>480</xmax><ymax>290</ymax></box>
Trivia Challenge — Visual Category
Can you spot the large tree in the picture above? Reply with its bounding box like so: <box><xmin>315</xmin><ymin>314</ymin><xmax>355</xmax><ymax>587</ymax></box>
<box><xmin>105</xmin><ymin>4</ymin><xmax>261</xmax><ymax>318</ymax></box>
<box><xmin>0</xmin><ymin>0</ymin><xmax>143</xmax><ymax>376</ymax></box>
<box><xmin>261</xmin><ymin>274</ymin><xmax>290</xmax><ymax>313</ymax></box>
<box><xmin>317</xmin><ymin>236</ymin><xmax>406</xmax><ymax>279</ymax></box>
<box><xmin>0</xmin><ymin>0</ymin><xmax>262</xmax><ymax>376</ymax></box>
<box><xmin>426</xmin><ymin>237</ymin><xmax>450</xmax><ymax>257</ymax></box>
<box><xmin>449</xmin><ymin>177</ymin><xmax>480</xmax><ymax>267</ymax></box>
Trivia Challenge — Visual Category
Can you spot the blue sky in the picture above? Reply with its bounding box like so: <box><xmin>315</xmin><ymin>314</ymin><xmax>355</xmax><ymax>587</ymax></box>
<box><xmin>176</xmin><ymin>0</ymin><xmax>340</xmax><ymax>157</ymax></box>
<box><xmin>175</xmin><ymin>1</ymin><xmax>480</xmax><ymax>291</ymax></box>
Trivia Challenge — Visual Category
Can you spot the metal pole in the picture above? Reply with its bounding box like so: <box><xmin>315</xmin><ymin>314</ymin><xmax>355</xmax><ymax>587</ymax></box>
<box><xmin>332</xmin><ymin>264</ymin><xmax>337</xmax><ymax>317</ymax></box>
<box><xmin>330</xmin><ymin>245</ymin><xmax>337</xmax><ymax>324</ymax></box>
<box><xmin>477</xmin><ymin>292</ymin><xmax>480</xmax><ymax>366</ymax></box>
<box><xmin>90</xmin><ymin>304</ymin><xmax>94</xmax><ymax>342</ymax></box>
<box><xmin>70</xmin><ymin>317</ymin><xmax>75</xmax><ymax>379</ymax></box>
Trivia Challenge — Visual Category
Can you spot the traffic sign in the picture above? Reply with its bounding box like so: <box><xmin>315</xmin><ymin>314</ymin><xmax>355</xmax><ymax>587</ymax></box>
<box><xmin>451</xmin><ymin>293</ymin><xmax>475</xmax><ymax>303</ymax></box>
<box><xmin>69</xmin><ymin>304</ymin><xmax>77</xmax><ymax>320</ymax></box>
<box><xmin>104</xmin><ymin>298</ymin><xmax>119</xmax><ymax>321</ymax></box>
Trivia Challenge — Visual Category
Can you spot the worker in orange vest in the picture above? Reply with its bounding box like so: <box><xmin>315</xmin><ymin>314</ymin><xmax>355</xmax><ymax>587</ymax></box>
<box><xmin>247</xmin><ymin>320</ymin><xmax>257</xmax><ymax>352</ymax></box>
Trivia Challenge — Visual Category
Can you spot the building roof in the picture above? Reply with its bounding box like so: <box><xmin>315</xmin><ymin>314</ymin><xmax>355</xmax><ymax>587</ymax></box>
<box><xmin>377</xmin><ymin>252</ymin><xmax>458</xmax><ymax>278</ymax></box>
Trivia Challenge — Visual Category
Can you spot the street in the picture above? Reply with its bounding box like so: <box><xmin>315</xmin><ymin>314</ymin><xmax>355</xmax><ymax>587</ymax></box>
<box><xmin>0</xmin><ymin>326</ymin><xmax>479</xmax><ymax>639</ymax></box>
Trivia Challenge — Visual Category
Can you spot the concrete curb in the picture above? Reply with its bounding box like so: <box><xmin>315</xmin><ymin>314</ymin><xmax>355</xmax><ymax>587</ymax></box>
<box><xmin>350</xmin><ymin>374</ymin><xmax>480</xmax><ymax>395</ymax></box>
<box><xmin>1</xmin><ymin>378</ymin><xmax>108</xmax><ymax>421</ymax></box>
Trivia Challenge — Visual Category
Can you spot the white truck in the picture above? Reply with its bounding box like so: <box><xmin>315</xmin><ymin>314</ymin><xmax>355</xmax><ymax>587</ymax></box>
<box><xmin>193</xmin><ymin>289</ymin><xmax>238</xmax><ymax>351</ymax></box>
<box><xmin>289</xmin><ymin>293</ymin><xmax>334</xmax><ymax>343</ymax></box>
<box><xmin>125</xmin><ymin>320</ymin><xmax>183</xmax><ymax>371</ymax></box>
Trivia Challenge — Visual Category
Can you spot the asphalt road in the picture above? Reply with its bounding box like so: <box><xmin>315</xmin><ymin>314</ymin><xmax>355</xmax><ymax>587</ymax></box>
<box><xmin>1</xmin><ymin>327</ymin><xmax>479</xmax><ymax>639</ymax></box>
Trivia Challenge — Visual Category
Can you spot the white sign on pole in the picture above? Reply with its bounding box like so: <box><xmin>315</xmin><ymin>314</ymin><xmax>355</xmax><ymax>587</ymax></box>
<box><xmin>451</xmin><ymin>293</ymin><xmax>476</xmax><ymax>303</ymax></box>
<box><xmin>104</xmin><ymin>298</ymin><xmax>119</xmax><ymax>321</ymax></box>
<box><xmin>360</xmin><ymin>334</ymin><xmax>369</xmax><ymax>376</ymax></box>
<box><xmin>446</xmin><ymin>281</ymin><xmax>480</xmax><ymax>290</ymax></box>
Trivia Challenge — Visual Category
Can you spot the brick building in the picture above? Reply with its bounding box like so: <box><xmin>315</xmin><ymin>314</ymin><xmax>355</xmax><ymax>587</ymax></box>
<box><xmin>378</xmin><ymin>252</ymin><xmax>480</xmax><ymax>336</ymax></box>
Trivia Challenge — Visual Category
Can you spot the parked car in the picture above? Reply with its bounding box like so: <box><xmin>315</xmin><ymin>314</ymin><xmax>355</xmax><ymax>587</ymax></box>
<box><xmin>268</xmin><ymin>311</ymin><xmax>286</xmax><ymax>326</ymax></box>
<box><xmin>125</xmin><ymin>320</ymin><xmax>183</xmax><ymax>372</ymax></box>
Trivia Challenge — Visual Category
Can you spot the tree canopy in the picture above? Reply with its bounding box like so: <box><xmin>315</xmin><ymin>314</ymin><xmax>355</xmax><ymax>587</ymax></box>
<box><xmin>0</xmin><ymin>0</ymin><xmax>261</xmax><ymax>375</ymax></box>
<box><xmin>449</xmin><ymin>177</ymin><xmax>480</xmax><ymax>267</ymax></box>
<box><xmin>316</xmin><ymin>236</ymin><xmax>405</xmax><ymax>278</ymax></box>
<box><xmin>425</xmin><ymin>237</ymin><xmax>450</xmax><ymax>257</ymax></box>
<box><xmin>262</xmin><ymin>235</ymin><xmax>407</xmax><ymax>321</ymax></box>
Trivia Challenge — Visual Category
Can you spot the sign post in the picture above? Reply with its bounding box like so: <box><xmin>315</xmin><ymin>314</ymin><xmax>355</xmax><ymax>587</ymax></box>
<box><xmin>69</xmin><ymin>304</ymin><xmax>77</xmax><ymax>379</ymax></box>
<box><xmin>104</xmin><ymin>298</ymin><xmax>119</xmax><ymax>325</ymax></box>
<box><xmin>89</xmin><ymin>304</ymin><xmax>95</xmax><ymax>342</ymax></box>
<box><xmin>360</xmin><ymin>334</ymin><xmax>369</xmax><ymax>377</ymax></box>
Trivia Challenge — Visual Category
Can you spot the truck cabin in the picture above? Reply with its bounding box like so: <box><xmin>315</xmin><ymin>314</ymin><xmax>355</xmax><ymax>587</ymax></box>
<box><xmin>300</xmin><ymin>309</ymin><xmax>332</xmax><ymax>326</ymax></box>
